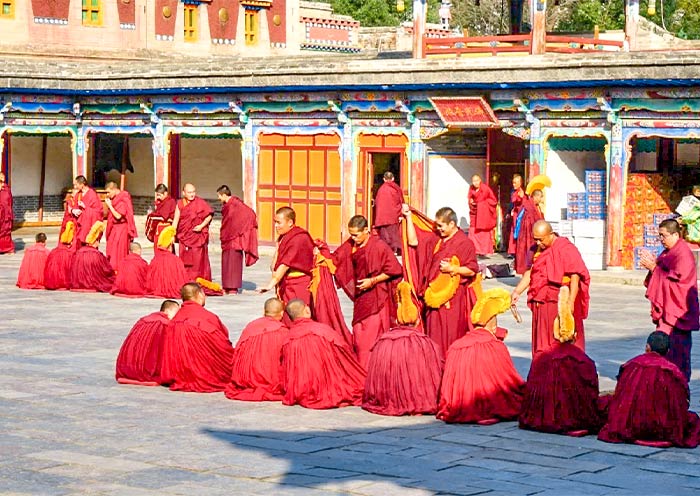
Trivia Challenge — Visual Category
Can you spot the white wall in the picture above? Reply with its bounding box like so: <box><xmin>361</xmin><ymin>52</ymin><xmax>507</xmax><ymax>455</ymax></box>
<box><xmin>180</xmin><ymin>137</ymin><xmax>243</xmax><ymax>200</ymax></box>
<box><xmin>9</xmin><ymin>136</ymin><xmax>73</xmax><ymax>196</ymax></box>
<box><xmin>543</xmin><ymin>150</ymin><xmax>606</xmax><ymax>220</ymax></box>
<box><xmin>126</xmin><ymin>137</ymin><xmax>155</xmax><ymax>197</ymax></box>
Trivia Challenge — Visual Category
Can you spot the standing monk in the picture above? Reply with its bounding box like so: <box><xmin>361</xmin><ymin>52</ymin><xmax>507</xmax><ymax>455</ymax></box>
<box><xmin>507</xmin><ymin>174</ymin><xmax>525</xmax><ymax>256</ymax></box>
<box><xmin>145</xmin><ymin>184</ymin><xmax>176</xmax><ymax>244</ymax></box>
<box><xmin>512</xmin><ymin>220</ymin><xmax>590</xmax><ymax>356</ymax></box>
<box><xmin>104</xmin><ymin>181</ymin><xmax>137</xmax><ymax>271</ymax></box>
<box><xmin>403</xmin><ymin>205</ymin><xmax>480</xmax><ymax>355</ymax></box>
<box><xmin>640</xmin><ymin>219</ymin><xmax>699</xmax><ymax>381</ymax></box>
<box><xmin>0</xmin><ymin>172</ymin><xmax>14</xmax><ymax>254</ymax></box>
<box><xmin>70</xmin><ymin>176</ymin><xmax>103</xmax><ymax>248</ymax></box>
<box><xmin>373</xmin><ymin>171</ymin><xmax>403</xmax><ymax>255</ymax></box>
<box><xmin>467</xmin><ymin>174</ymin><xmax>497</xmax><ymax>256</ymax></box>
<box><xmin>217</xmin><ymin>185</ymin><xmax>259</xmax><ymax>295</ymax></box>
<box><xmin>59</xmin><ymin>188</ymin><xmax>79</xmax><ymax>250</ymax></box>
<box><xmin>172</xmin><ymin>183</ymin><xmax>214</xmax><ymax>281</ymax></box>
<box><xmin>514</xmin><ymin>189</ymin><xmax>544</xmax><ymax>275</ymax></box>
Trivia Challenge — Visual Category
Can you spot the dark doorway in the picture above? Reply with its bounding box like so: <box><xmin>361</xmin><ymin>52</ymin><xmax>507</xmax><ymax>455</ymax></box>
<box><xmin>370</xmin><ymin>152</ymin><xmax>401</xmax><ymax>199</ymax></box>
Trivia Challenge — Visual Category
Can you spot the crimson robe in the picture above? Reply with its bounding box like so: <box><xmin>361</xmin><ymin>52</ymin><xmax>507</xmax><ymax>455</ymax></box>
<box><xmin>374</xmin><ymin>180</ymin><xmax>403</xmax><ymax>252</ymax></box>
<box><xmin>44</xmin><ymin>245</ymin><xmax>74</xmax><ymax>290</ymax></box>
<box><xmin>146</xmin><ymin>196</ymin><xmax>176</xmax><ymax>244</ymax></box>
<box><xmin>16</xmin><ymin>244</ymin><xmax>49</xmax><ymax>289</ymax></box>
<box><xmin>514</xmin><ymin>195</ymin><xmax>544</xmax><ymax>275</ymax></box>
<box><xmin>176</xmin><ymin>197</ymin><xmax>214</xmax><ymax>281</ymax></box>
<box><xmin>115</xmin><ymin>311</ymin><xmax>170</xmax><ymax>386</ymax></box>
<box><xmin>106</xmin><ymin>190</ymin><xmax>137</xmax><ymax>271</ymax></box>
<box><xmin>110</xmin><ymin>253</ymin><xmax>148</xmax><ymax>298</ymax></box>
<box><xmin>468</xmin><ymin>183</ymin><xmax>497</xmax><ymax>255</ymax></box>
<box><xmin>507</xmin><ymin>187</ymin><xmax>525</xmax><ymax>255</ymax></box>
<box><xmin>225</xmin><ymin>316</ymin><xmax>288</xmax><ymax>401</ymax></box>
<box><xmin>69</xmin><ymin>246</ymin><xmax>115</xmax><ymax>293</ymax></box>
<box><xmin>310</xmin><ymin>253</ymin><xmax>353</xmax><ymax>347</ymax></box>
<box><xmin>437</xmin><ymin>328</ymin><xmax>525</xmax><ymax>424</ymax></box>
<box><xmin>527</xmin><ymin>236</ymin><xmax>590</xmax><ymax>356</ymax></box>
<box><xmin>59</xmin><ymin>194</ymin><xmax>78</xmax><ymax>250</ymax></box>
<box><xmin>74</xmin><ymin>188</ymin><xmax>103</xmax><ymax>246</ymax></box>
<box><xmin>281</xmin><ymin>317</ymin><xmax>366</xmax><ymax>409</ymax></box>
<box><xmin>161</xmin><ymin>300</ymin><xmax>234</xmax><ymax>392</ymax></box>
<box><xmin>598</xmin><ymin>352</ymin><xmax>700</xmax><ymax>448</ymax></box>
<box><xmin>519</xmin><ymin>342</ymin><xmax>602</xmax><ymax>435</ymax></box>
<box><xmin>275</xmin><ymin>225</ymin><xmax>315</xmax><ymax>306</ymax></box>
<box><xmin>0</xmin><ymin>183</ymin><xmax>14</xmax><ymax>253</ymax></box>
<box><xmin>220</xmin><ymin>196</ymin><xmax>259</xmax><ymax>291</ymax></box>
<box><xmin>154</xmin><ymin>196</ymin><xmax>176</xmax><ymax>222</ymax></box>
<box><xmin>146</xmin><ymin>248</ymin><xmax>188</xmax><ymax>299</ymax></box>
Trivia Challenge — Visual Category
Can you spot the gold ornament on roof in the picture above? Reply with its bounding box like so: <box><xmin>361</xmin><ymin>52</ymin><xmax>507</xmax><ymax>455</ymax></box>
<box><xmin>162</xmin><ymin>6</ymin><xmax>172</xmax><ymax>19</ymax></box>
<box><xmin>219</xmin><ymin>8</ymin><xmax>229</xmax><ymax>23</ymax></box>
<box><xmin>273</xmin><ymin>14</ymin><xmax>282</xmax><ymax>26</ymax></box>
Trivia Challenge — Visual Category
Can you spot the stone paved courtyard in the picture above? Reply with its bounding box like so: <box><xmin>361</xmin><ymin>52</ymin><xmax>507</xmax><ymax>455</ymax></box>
<box><xmin>1</xmin><ymin>229</ymin><xmax>699</xmax><ymax>496</ymax></box>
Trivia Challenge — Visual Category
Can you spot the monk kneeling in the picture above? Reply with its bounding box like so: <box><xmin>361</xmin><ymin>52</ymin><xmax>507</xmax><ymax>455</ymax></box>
<box><xmin>111</xmin><ymin>242</ymin><xmax>149</xmax><ymax>297</ymax></box>
<box><xmin>17</xmin><ymin>233</ymin><xmax>49</xmax><ymax>289</ymax></box>
<box><xmin>225</xmin><ymin>298</ymin><xmax>288</xmax><ymax>401</ymax></box>
<box><xmin>281</xmin><ymin>299</ymin><xmax>366</xmax><ymax>409</ymax></box>
<box><xmin>437</xmin><ymin>288</ymin><xmax>525</xmax><ymax>424</ymax></box>
<box><xmin>69</xmin><ymin>221</ymin><xmax>115</xmax><ymax>293</ymax></box>
<box><xmin>147</xmin><ymin>226</ymin><xmax>188</xmax><ymax>299</ymax></box>
<box><xmin>598</xmin><ymin>332</ymin><xmax>700</xmax><ymax>448</ymax></box>
<box><xmin>115</xmin><ymin>300</ymin><xmax>180</xmax><ymax>386</ymax></box>
<box><xmin>161</xmin><ymin>283</ymin><xmax>234</xmax><ymax>392</ymax></box>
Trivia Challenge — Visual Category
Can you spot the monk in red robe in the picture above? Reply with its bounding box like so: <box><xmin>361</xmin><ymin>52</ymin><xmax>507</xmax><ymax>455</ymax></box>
<box><xmin>437</xmin><ymin>288</ymin><xmax>525</xmax><ymax>424</ymax></box>
<box><xmin>146</xmin><ymin>226</ymin><xmax>189</xmax><ymax>299</ymax></box>
<box><xmin>309</xmin><ymin>246</ymin><xmax>354</xmax><ymax>346</ymax></box>
<box><xmin>403</xmin><ymin>205</ymin><xmax>480</xmax><ymax>355</ymax></box>
<box><xmin>172</xmin><ymin>183</ymin><xmax>214</xmax><ymax>281</ymax></box>
<box><xmin>467</xmin><ymin>174</ymin><xmax>497</xmax><ymax>256</ymax></box>
<box><xmin>69</xmin><ymin>221</ymin><xmax>115</xmax><ymax>293</ymax></box>
<box><xmin>70</xmin><ymin>175</ymin><xmax>103</xmax><ymax>248</ymax></box>
<box><xmin>373</xmin><ymin>171</ymin><xmax>403</xmax><ymax>254</ymax></box>
<box><xmin>259</xmin><ymin>207</ymin><xmax>315</xmax><ymax>308</ymax></box>
<box><xmin>0</xmin><ymin>172</ymin><xmax>14</xmax><ymax>254</ymax></box>
<box><xmin>640</xmin><ymin>219</ymin><xmax>699</xmax><ymax>381</ymax></box>
<box><xmin>111</xmin><ymin>242</ymin><xmax>148</xmax><ymax>298</ymax></box>
<box><xmin>217</xmin><ymin>185</ymin><xmax>258</xmax><ymax>295</ymax></box>
<box><xmin>145</xmin><ymin>183</ymin><xmax>176</xmax><ymax>245</ymax></box>
<box><xmin>281</xmin><ymin>299</ymin><xmax>366</xmax><ymax>409</ymax></box>
<box><xmin>331</xmin><ymin>215</ymin><xmax>403</xmax><ymax>367</ymax></box>
<box><xmin>599</xmin><ymin>332</ymin><xmax>700</xmax><ymax>448</ymax></box>
<box><xmin>115</xmin><ymin>300</ymin><xmax>180</xmax><ymax>386</ymax></box>
<box><xmin>507</xmin><ymin>174</ymin><xmax>525</xmax><ymax>256</ymax></box>
<box><xmin>225</xmin><ymin>298</ymin><xmax>288</xmax><ymax>401</ymax></box>
<box><xmin>514</xmin><ymin>189</ymin><xmax>544</xmax><ymax>275</ymax></box>
<box><xmin>512</xmin><ymin>220</ymin><xmax>590</xmax><ymax>356</ymax></box>
<box><xmin>104</xmin><ymin>181</ymin><xmax>137</xmax><ymax>272</ymax></box>
<box><xmin>17</xmin><ymin>233</ymin><xmax>49</xmax><ymax>289</ymax></box>
<box><xmin>45</xmin><ymin>225</ymin><xmax>76</xmax><ymax>291</ymax></box>
<box><xmin>161</xmin><ymin>283</ymin><xmax>234</xmax><ymax>392</ymax></box>
<box><xmin>59</xmin><ymin>188</ymin><xmax>79</xmax><ymax>250</ymax></box>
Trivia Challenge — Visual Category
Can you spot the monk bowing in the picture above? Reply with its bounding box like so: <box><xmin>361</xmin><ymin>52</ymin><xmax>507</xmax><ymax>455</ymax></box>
<box><xmin>70</xmin><ymin>176</ymin><xmax>103</xmax><ymax>248</ymax></box>
<box><xmin>512</xmin><ymin>220</ymin><xmax>590</xmax><ymax>356</ymax></box>
<box><xmin>69</xmin><ymin>221</ymin><xmax>115</xmax><ymax>293</ymax></box>
<box><xmin>0</xmin><ymin>172</ymin><xmax>14</xmax><ymax>254</ymax></box>
<box><xmin>146</xmin><ymin>226</ymin><xmax>188</xmax><ymax>299</ymax></box>
<box><xmin>145</xmin><ymin>184</ymin><xmax>176</xmax><ymax>245</ymax></box>
<box><xmin>514</xmin><ymin>189</ymin><xmax>544</xmax><ymax>275</ymax></box>
<box><xmin>373</xmin><ymin>171</ymin><xmax>404</xmax><ymax>255</ymax></box>
<box><xmin>225</xmin><ymin>298</ymin><xmax>288</xmax><ymax>401</ymax></box>
<box><xmin>111</xmin><ymin>242</ymin><xmax>148</xmax><ymax>298</ymax></box>
<box><xmin>161</xmin><ymin>283</ymin><xmax>234</xmax><ymax>393</ymax></box>
<box><xmin>172</xmin><ymin>183</ymin><xmax>214</xmax><ymax>281</ymax></box>
<box><xmin>104</xmin><ymin>181</ymin><xmax>137</xmax><ymax>272</ymax></box>
<box><xmin>45</xmin><ymin>223</ymin><xmax>76</xmax><ymax>290</ymax></box>
<box><xmin>17</xmin><ymin>233</ymin><xmax>49</xmax><ymax>290</ymax></box>
<box><xmin>467</xmin><ymin>174</ymin><xmax>497</xmax><ymax>256</ymax></box>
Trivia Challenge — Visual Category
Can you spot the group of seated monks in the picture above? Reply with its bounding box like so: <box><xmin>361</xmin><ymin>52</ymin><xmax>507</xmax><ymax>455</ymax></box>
<box><xmin>114</xmin><ymin>281</ymin><xmax>700</xmax><ymax>450</ymax></box>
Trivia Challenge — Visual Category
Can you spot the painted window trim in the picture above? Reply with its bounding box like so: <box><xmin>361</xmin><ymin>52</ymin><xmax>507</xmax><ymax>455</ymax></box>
<box><xmin>244</xmin><ymin>9</ymin><xmax>258</xmax><ymax>46</ymax></box>
<box><xmin>184</xmin><ymin>4</ymin><xmax>198</xmax><ymax>42</ymax></box>
<box><xmin>1</xmin><ymin>0</ymin><xmax>15</xmax><ymax>19</ymax></box>
<box><xmin>82</xmin><ymin>0</ymin><xmax>103</xmax><ymax>27</ymax></box>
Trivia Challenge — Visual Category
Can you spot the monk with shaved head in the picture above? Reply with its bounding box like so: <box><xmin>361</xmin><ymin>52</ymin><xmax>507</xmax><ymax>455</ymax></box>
<box><xmin>104</xmin><ymin>181</ymin><xmax>137</xmax><ymax>271</ymax></box>
<box><xmin>172</xmin><ymin>183</ymin><xmax>214</xmax><ymax>281</ymax></box>
<box><xmin>111</xmin><ymin>242</ymin><xmax>148</xmax><ymax>298</ymax></box>
<box><xmin>70</xmin><ymin>175</ymin><xmax>103</xmax><ymax>248</ymax></box>
<box><xmin>468</xmin><ymin>174</ymin><xmax>498</xmax><ymax>256</ymax></box>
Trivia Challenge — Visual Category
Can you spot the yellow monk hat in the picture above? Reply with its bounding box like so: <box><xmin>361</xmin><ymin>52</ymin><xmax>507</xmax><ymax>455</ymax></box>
<box><xmin>196</xmin><ymin>277</ymin><xmax>223</xmax><ymax>294</ymax></box>
<box><xmin>424</xmin><ymin>256</ymin><xmax>461</xmax><ymax>309</ymax></box>
<box><xmin>470</xmin><ymin>287</ymin><xmax>512</xmax><ymax>326</ymax></box>
<box><xmin>526</xmin><ymin>174</ymin><xmax>552</xmax><ymax>196</ymax></box>
<box><xmin>157</xmin><ymin>226</ymin><xmax>176</xmax><ymax>250</ymax></box>
<box><xmin>60</xmin><ymin>221</ymin><xmax>75</xmax><ymax>245</ymax></box>
<box><xmin>396</xmin><ymin>280</ymin><xmax>419</xmax><ymax>325</ymax></box>
<box><xmin>553</xmin><ymin>286</ymin><xmax>576</xmax><ymax>343</ymax></box>
<box><xmin>85</xmin><ymin>221</ymin><xmax>106</xmax><ymax>246</ymax></box>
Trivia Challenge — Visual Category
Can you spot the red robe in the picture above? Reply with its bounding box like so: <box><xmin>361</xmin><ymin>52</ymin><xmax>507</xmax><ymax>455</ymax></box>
<box><xmin>224</xmin><ymin>316</ymin><xmax>288</xmax><ymax>401</ymax></box>
<box><xmin>468</xmin><ymin>183</ymin><xmax>497</xmax><ymax>255</ymax></box>
<box><xmin>519</xmin><ymin>342</ymin><xmax>602</xmax><ymax>435</ymax></box>
<box><xmin>146</xmin><ymin>196</ymin><xmax>176</xmax><ymax>244</ymax></box>
<box><xmin>527</xmin><ymin>236</ymin><xmax>590</xmax><ymax>356</ymax></box>
<box><xmin>74</xmin><ymin>188</ymin><xmax>103</xmax><ymax>246</ymax></box>
<box><xmin>110</xmin><ymin>253</ymin><xmax>148</xmax><ymax>298</ymax></box>
<box><xmin>0</xmin><ymin>183</ymin><xmax>14</xmax><ymax>253</ymax></box>
<box><xmin>44</xmin><ymin>245</ymin><xmax>74</xmax><ymax>290</ymax></box>
<box><xmin>59</xmin><ymin>194</ymin><xmax>78</xmax><ymax>250</ymax></box>
<box><xmin>115</xmin><ymin>311</ymin><xmax>171</xmax><ymax>386</ymax></box>
<box><xmin>507</xmin><ymin>187</ymin><xmax>525</xmax><ymax>255</ymax></box>
<box><xmin>281</xmin><ymin>317</ymin><xmax>366</xmax><ymax>409</ymax></box>
<box><xmin>161</xmin><ymin>300</ymin><xmax>234</xmax><ymax>392</ymax></box>
<box><xmin>69</xmin><ymin>246</ymin><xmax>115</xmax><ymax>293</ymax></box>
<box><xmin>16</xmin><ymin>244</ymin><xmax>49</xmax><ymax>289</ymax></box>
<box><xmin>176</xmin><ymin>197</ymin><xmax>214</xmax><ymax>281</ymax></box>
<box><xmin>598</xmin><ymin>352</ymin><xmax>700</xmax><ymax>448</ymax></box>
<box><xmin>514</xmin><ymin>195</ymin><xmax>544</xmax><ymax>275</ymax></box>
<box><xmin>374</xmin><ymin>180</ymin><xmax>403</xmax><ymax>252</ymax></box>
<box><xmin>275</xmin><ymin>225</ymin><xmax>315</xmax><ymax>306</ymax></box>
<box><xmin>220</xmin><ymin>197</ymin><xmax>259</xmax><ymax>291</ymax></box>
<box><xmin>146</xmin><ymin>248</ymin><xmax>188</xmax><ymax>299</ymax></box>
<box><xmin>437</xmin><ymin>328</ymin><xmax>525</xmax><ymax>424</ymax></box>
<box><xmin>362</xmin><ymin>326</ymin><xmax>444</xmax><ymax>416</ymax></box>
<box><xmin>310</xmin><ymin>252</ymin><xmax>353</xmax><ymax>347</ymax></box>
<box><xmin>106</xmin><ymin>190</ymin><xmax>137</xmax><ymax>271</ymax></box>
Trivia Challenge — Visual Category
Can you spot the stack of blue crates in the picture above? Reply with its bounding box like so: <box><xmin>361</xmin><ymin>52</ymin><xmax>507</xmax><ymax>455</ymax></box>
<box><xmin>567</xmin><ymin>193</ymin><xmax>586</xmax><ymax>220</ymax></box>
<box><xmin>584</xmin><ymin>170</ymin><xmax>606</xmax><ymax>220</ymax></box>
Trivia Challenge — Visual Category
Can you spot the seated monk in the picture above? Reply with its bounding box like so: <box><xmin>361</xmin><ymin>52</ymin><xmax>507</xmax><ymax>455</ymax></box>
<box><xmin>146</xmin><ymin>226</ymin><xmax>188</xmax><ymax>299</ymax></box>
<box><xmin>437</xmin><ymin>288</ymin><xmax>525</xmax><ymax>424</ymax></box>
<box><xmin>115</xmin><ymin>300</ymin><xmax>180</xmax><ymax>386</ymax></box>
<box><xmin>17</xmin><ymin>233</ymin><xmax>49</xmax><ymax>289</ymax></box>
<box><xmin>281</xmin><ymin>299</ymin><xmax>366</xmax><ymax>409</ymax></box>
<box><xmin>224</xmin><ymin>298</ymin><xmax>289</xmax><ymax>401</ymax></box>
<box><xmin>111</xmin><ymin>242</ymin><xmax>149</xmax><ymax>298</ymax></box>
<box><xmin>362</xmin><ymin>281</ymin><xmax>444</xmax><ymax>416</ymax></box>
<box><xmin>45</xmin><ymin>222</ymin><xmax>76</xmax><ymax>290</ymax></box>
<box><xmin>69</xmin><ymin>221</ymin><xmax>115</xmax><ymax>293</ymax></box>
<box><xmin>161</xmin><ymin>283</ymin><xmax>234</xmax><ymax>392</ymax></box>
<box><xmin>598</xmin><ymin>332</ymin><xmax>700</xmax><ymax>448</ymax></box>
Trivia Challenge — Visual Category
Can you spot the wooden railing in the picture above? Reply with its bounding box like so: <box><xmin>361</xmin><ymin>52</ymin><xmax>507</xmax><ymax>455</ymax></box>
<box><xmin>423</xmin><ymin>34</ymin><xmax>532</xmax><ymax>57</ymax></box>
<box><xmin>544</xmin><ymin>35</ymin><xmax>624</xmax><ymax>53</ymax></box>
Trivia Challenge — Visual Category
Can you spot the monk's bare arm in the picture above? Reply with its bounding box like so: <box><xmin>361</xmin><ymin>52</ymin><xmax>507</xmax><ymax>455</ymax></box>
<box><xmin>568</xmin><ymin>274</ymin><xmax>580</xmax><ymax>308</ymax></box>
<box><xmin>440</xmin><ymin>260</ymin><xmax>475</xmax><ymax>278</ymax></box>
<box><xmin>511</xmin><ymin>270</ymin><xmax>531</xmax><ymax>304</ymax></box>
<box><xmin>258</xmin><ymin>264</ymin><xmax>289</xmax><ymax>293</ymax></box>
<box><xmin>104</xmin><ymin>198</ymin><xmax>123</xmax><ymax>220</ymax></box>
<box><xmin>172</xmin><ymin>206</ymin><xmax>181</xmax><ymax>231</ymax></box>
<box><xmin>194</xmin><ymin>215</ymin><xmax>213</xmax><ymax>232</ymax></box>
<box><xmin>401</xmin><ymin>204</ymin><xmax>418</xmax><ymax>247</ymax></box>
<box><xmin>357</xmin><ymin>272</ymin><xmax>391</xmax><ymax>291</ymax></box>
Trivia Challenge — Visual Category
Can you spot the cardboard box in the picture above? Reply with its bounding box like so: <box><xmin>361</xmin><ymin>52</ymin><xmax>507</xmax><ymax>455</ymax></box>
<box><xmin>574</xmin><ymin>236</ymin><xmax>606</xmax><ymax>254</ymax></box>
<box><xmin>572</xmin><ymin>220</ymin><xmax>606</xmax><ymax>238</ymax></box>
<box><xmin>581</xmin><ymin>252</ymin><xmax>605</xmax><ymax>271</ymax></box>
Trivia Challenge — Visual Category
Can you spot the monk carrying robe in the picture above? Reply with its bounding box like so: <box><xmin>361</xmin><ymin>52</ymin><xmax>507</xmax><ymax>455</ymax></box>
<box><xmin>111</xmin><ymin>242</ymin><xmax>148</xmax><ymax>298</ymax></box>
<box><xmin>225</xmin><ymin>298</ymin><xmax>288</xmax><ymax>401</ymax></box>
<box><xmin>599</xmin><ymin>332</ymin><xmax>700</xmax><ymax>448</ymax></box>
<box><xmin>467</xmin><ymin>174</ymin><xmax>497</xmax><ymax>256</ymax></box>
<box><xmin>45</xmin><ymin>223</ymin><xmax>76</xmax><ymax>290</ymax></box>
<box><xmin>104</xmin><ymin>181</ymin><xmax>137</xmax><ymax>271</ymax></box>
<box><xmin>69</xmin><ymin>221</ymin><xmax>115</xmax><ymax>293</ymax></box>
<box><xmin>173</xmin><ymin>183</ymin><xmax>214</xmax><ymax>281</ymax></box>
<box><xmin>71</xmin><ymin>175</ymin><xmax>103</xmax><ymax>248</ymax></box>
<box><xmin>0</xmin><ymin>172</ymin><xmax>14</xmax><ymax>254</ymax></box>
<box><xmin>437</xmin><ymin>288</ymin><xmax>525</xmax><ymax>424</ymax></box>
<box><xmin>147</xmin><ymin>227</ymin><xmax>188</xmax><ymax>299</ymax></box>
<box><xmin>514</xmin><ymin>189</ymin><xmax>544</xmax><ymax>275</ymax></box>
<box><xmin>115</xmin><ymin>300</ymin><xmax>180</xmax><ymax>386</ymax></box>
<box><xmin>281</xmin><ymin>299</ymin><xmax>366</xmax><ymax>409</ymax></box>
<box><xmin>373</xmin><ymin>171</ymin><xmax>403</xmax><ymax>254</ymax></box>
<box><xmin>17</xmin><ymin>233</ymin><xmax>49</xmax><ymax>289</ymax></box>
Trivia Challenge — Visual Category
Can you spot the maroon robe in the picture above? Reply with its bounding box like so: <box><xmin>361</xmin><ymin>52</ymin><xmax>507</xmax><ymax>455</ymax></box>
<box><xmin>225</xmin><ymin>316</ymin><xmax>288</xmax><ymax>401</ymax></box>
<box><xmin>507</xmin><ymin>187</ymin><xmax>525</xmax><ymax>255</ymax></box>
<box><xmin>146</xmin><ymin>248</ymin><xmax>188</xmax><ymax>299</ymax></box>
<box><xmin>437</xmin><ymin>328</ymin><xmax>525</xmax><ymax>424</ymax></box>
<box><xmin>468</xmin><ymin>183</ymin><xmax>497</xmax><ymax>255</ymax></box>
<box><xmin>16</xmin><ymin>244</ymin><xmax>49</xmax><ymax>289</ymax></box>
<box><xmin>514</xmin><ymin>195</ymin><xmax>544</xmax><ymax>275</ymax></box>
<box><xmin>310</xmin><ymin>253</ymin><xmax>353</xmax><ymax>347</ymax></box>
<box><xmin>59</xmin><ymin>194</ymin><xmax>78</xmax><ymax>250</ymax></box>
<box><xmin>44</xmin><ymin>245</ymin><xmax>74</xmax><ymax>290</ymax></box>
<box><xmin>146</xmin><ymin>196</ymin><xmax>176</xmax><ymax>245</ymax></box>
<box><xmin>176</xmin><ymin>197</ymin><xmax>214</xmax><ymax>281</ymax></box>
<box><xmin>115</xmin><ymin>311</ymin><xmax>171</xmax><ymax>386</ymax></box>
<box><xmin>527</xmin><ymin>236</ymin><xmax>590</xmax><ymax>356</ymax></box>
<box><xmin>598</xmin><ymin>352</ymin><xmax>700</xmax><ymax>448</ymax></box>
<box><xmin>154</xmin><ymin>196</ymin><xmax>176</xmax><ymax>222</ymax></box>
<box><xmin>69</xmin><ymin>246</ymin><xmax>115</xmax><ymax>293</ymax></box>
<box><xmin>0</xmin><ymin>183</ymin><xmax>14</xmax><ymax>253</ymax></box>
<box><xmin>111</xmin><ymin>253</ymin><xmax>148</xmax><ymax>298</ymax></box>
<box><xmin>160</xmin><ymin>300</ymin><xmax>234</xmax><ymax>392</ymax></box>
<box><xmin>220</xmin><ymin>197</ymin><xmax>259</xmax><ymax>291</ymax></box>
<box><xmin>275</xmin><ymin>225</ymin><xmax>315</xmax><ymax>306</ymax></box>
<box><xmin>73</xmin><ymin>188</ymin><xmax>103</xmax><ymax>246</ymax></box>
<box><xmin>519</xmin><ymin>342</ymin><xmax>602</xmax><ymax>435</ymax></box>
<box><xmin>281</xmin><ymin>317</ymin><xmax>366</xmax><ymax>409</ymax></box>
<box><xmin>374</xmin><ymin>180</ymin><xmax>403</xmax><ymax>252</ymax></box>
<box><xmin>106</xmin><ymin>190</ymin><xmax>137</xmax><ymax>271</ymax></box>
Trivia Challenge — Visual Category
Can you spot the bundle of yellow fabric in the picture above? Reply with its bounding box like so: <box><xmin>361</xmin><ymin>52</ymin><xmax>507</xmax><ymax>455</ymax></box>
<box><xmin>424</xmin><ymin>255</ymin><xmax>460</xmax><ymax>309</ymax></box>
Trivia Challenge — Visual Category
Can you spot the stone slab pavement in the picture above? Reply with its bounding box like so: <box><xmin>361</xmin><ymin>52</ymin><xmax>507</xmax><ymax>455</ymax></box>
<box><xmin>1</xmin><ymin>228</ymin><xmax>699</xmax><ymax>496</ymax></box>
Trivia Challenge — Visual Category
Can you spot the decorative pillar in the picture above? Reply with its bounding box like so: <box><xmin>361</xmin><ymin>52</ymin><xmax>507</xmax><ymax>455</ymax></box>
<box><xmin>340</xmin><ymin>120</ymin><xmax>354</xmax><ymax>239</ymax></box>
<box><xmin>528</xmin><ymin>118</ymin><xmax>542</xmax><ymax>177</ymax></box>
<box><xmin>413</xmin><ymin>0</ymin><xmax>427</xmax><ymax>58</ymax></box>
<box><xmin>624</xmin><ymin>0</ymin><xmax>639</xmax><ymax>51</ymax></box>
<box><xmin>74</xmin><ymin>125</ymin><xmax>87</xmax><ymax>178</ymax></box>
<box><xmin>410</xmin><ymin>117</ymin><xmax>425</xmax><ymax>211</ymax></box>
<box><xmin>241</xmin><ymin>119</ymin><xmax>255</xmax><ymax>207</ymax></box>
<box><xmin>606</xmin><ymin>121</ymin><xmax>625</xmax><ymax>268</ymax></box>
<box><xmin>531</xmin><ymin>0</ymin><xmax>547</xmax><ymax>55</ymax></box>
<box><xmin>0</xmin><ymin>130</ymin><xmax>9</xmax><ymax>180</ymax></box>
<box><xmin>153</xmin><ymin>121</ymin><xmax>166</xmax><ymax>187</ymax></box>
